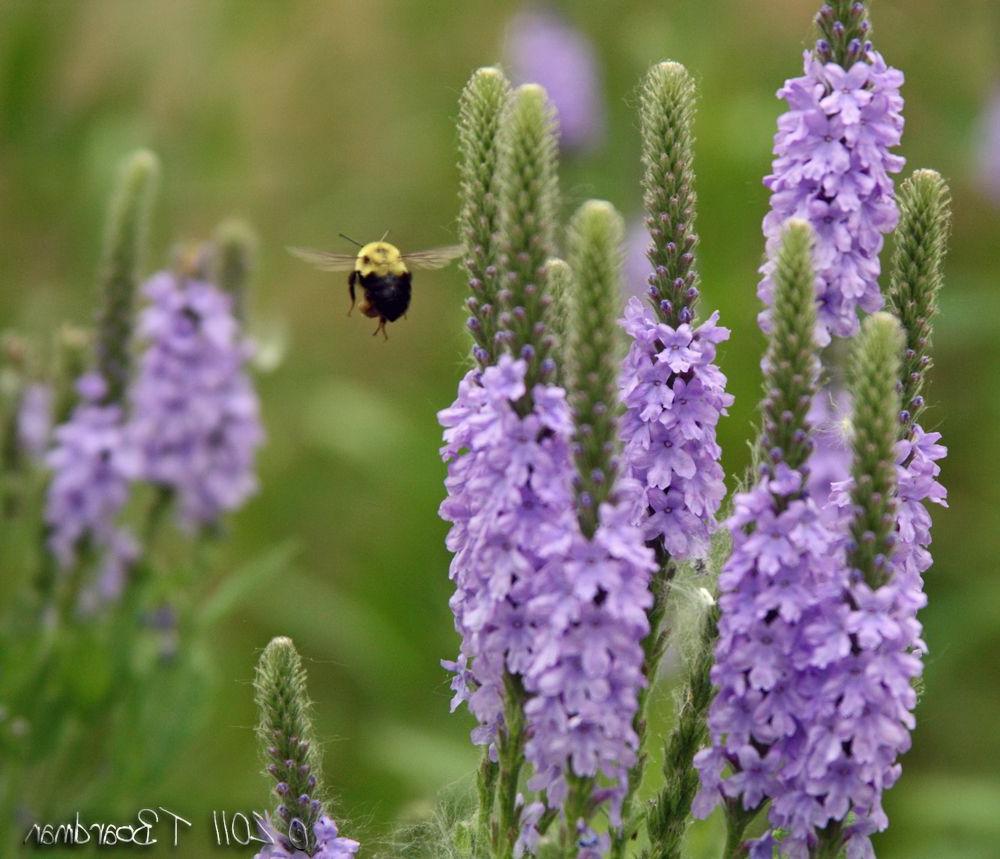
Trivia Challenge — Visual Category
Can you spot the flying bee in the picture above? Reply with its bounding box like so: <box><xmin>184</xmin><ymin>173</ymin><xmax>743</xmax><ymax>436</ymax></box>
<box><xmin>288</xmin><ymin>233</ymin><xmax>462</xmax><ymax>339</ymax></box>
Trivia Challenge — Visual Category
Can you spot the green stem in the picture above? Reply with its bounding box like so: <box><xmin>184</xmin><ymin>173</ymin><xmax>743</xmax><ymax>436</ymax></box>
<box><xmin>721</xmin><ymin>801</ymin><xmax>762</xmax><ymax>859</ymax></box>
<box><xmin>812</xmin><ymin>822</ymin><xmax>845</xmax><ymax>859</ymax></box>
<box><xmin>495</xmin><ymin>672</ymin><xmax>526</xmax><ymax>859</ymax></box>
<box><xmin>475</xmin><ymin>748</ymin><xmax>499</xmax><ymax>857</ymax></box>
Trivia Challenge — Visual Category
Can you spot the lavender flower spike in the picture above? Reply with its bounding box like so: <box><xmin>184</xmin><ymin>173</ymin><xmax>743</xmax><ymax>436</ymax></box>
<box><xmin>441</xmin><ymin>80</ymin><xmax>568</xmax><ymax>856</ymax></box>
<box><xmin>758</xmin><ymin>20</ymin><xmax>905</xmax><ymax>343</ymax></box>
<box><xmin>805</xmin><ymin>313</ymin><xmax>913</xmax><ymax>858</ymax></box>
<box><xmin>621</xmin><ymin>62</ymin><xmax>733</xmax><ymax>562</ymax></box>
<box><xmin>128</xmin><ymin>270</ymin><xmax>263</xmax><ymax>529</ymax></box>
<box><xmin>694</xmin><ymin>222</ymin><xmax>842</xmax><ymax>854</ymax></box>
<box><xmin>520</xmin><ymin>202</ymin><xmax>655</xmax><ymax>850</ymax></box>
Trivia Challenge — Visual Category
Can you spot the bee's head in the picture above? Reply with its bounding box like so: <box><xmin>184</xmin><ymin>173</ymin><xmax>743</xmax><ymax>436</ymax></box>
<box><xmin>357</xmin><ymin>241</ymin><xmax>406</xmax><ymax>277</ymax></box>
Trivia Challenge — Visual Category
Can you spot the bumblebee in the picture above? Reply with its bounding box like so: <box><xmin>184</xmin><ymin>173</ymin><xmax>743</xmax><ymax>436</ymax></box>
<box><xmin>288</xmin><ymin>235</ymin><xmax>462</xmax><ymax>339</ymax></box>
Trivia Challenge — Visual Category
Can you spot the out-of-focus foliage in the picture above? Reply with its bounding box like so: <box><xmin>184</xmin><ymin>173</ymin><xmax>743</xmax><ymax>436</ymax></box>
<box><xmin>0</xmin><ymin>1</ymin><xmax>996</xmax><ymax>856</ymax></box>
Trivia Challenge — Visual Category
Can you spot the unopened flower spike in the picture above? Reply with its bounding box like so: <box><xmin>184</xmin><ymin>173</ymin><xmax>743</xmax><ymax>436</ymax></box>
<box><xmin>458</xmin><ymin>66</ymin><xmax>512</xmax><ymax>369</ymax></box>
<box><xmin>565</xmin><ymin>201</ymin><xmax>626</xmax><ymax>530</ymax></box>
<box><xmin>636</xmin><ymin>61</ymin><xmax>700</xmax><ymax>326</ymax></box>
<box><xmin>887</xmin><ymin>169</ymin><xmax>951</xmax><ymax>434</ymax></box>
<box><xmin>253</xmin><ymin>637</ymin><xmax>359</xmax><ymax>859</ymax></box>
<box><xmin>759</xmin><ymin>0</ymin><xmax>905</xmax><ymax>343</ymax></box>
<box><xmin>497</xmin><ymin>83</ymin><xmax>560</xmax><ymax>393</ymax></box>
<box><xmin>94</xmin><ymin>148</ymin><xmax>160</xmax><ymax>405</ymax></box>
<box><xmin>845</xmin><ymin>312</ymin><xmax>904</xmax><ymax>586</ymax></box>
<box><xmin>213</xmin><ymin>217</ymin><xmax>258</xmax><ymax>322</ymax></box>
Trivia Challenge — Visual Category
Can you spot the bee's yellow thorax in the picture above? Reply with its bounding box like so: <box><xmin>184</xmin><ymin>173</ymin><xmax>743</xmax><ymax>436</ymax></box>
<box><xmin>355</xmin><ymin>241</ymin><xmax>407</xmax><ymax>278</ymax></box>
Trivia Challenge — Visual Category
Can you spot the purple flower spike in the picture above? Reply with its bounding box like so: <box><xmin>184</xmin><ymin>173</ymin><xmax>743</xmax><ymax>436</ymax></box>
<box><xmin>129</xmin><ymin>272</ymin><xmax>264</xmax><ymax>529</ymax></box>
<box><xmin>505</xmin><ymin>8</ymin><xmax>605</xmax><ymax>152</ymax></box>
<box><xmin>522</xmin><ymin>481</ymin><xmax>655</xmax><ymax>825</ymax></box>
<box><xmin>693</xmin><ymin>465</ymin><xmax>847</xmax><ymax>847</ymax></box>
<box><xmin>759</xmin><ymin>50</ymin><xmax>905</xmax><ymax>343</ymax></box>
<box><xmin>619</xmin><ymin>297</ymin><xmax>733</xmax><ymax>559</ymax></box>
<box><xmin>439</xmin><ymin>356</ymin><xmax>577</xmax><ymax>748</ymax></box>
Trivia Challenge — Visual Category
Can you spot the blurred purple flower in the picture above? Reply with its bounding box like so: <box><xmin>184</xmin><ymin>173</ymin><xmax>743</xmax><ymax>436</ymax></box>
<box><xmin>976</xmin><ymin>86</ymin><xmax>1000</xmax><ymax>205</ymax></box>
<box><xmin>505</xmin><ymin>7</ymin><xmax>605</xmax><ymax>152</ymax></box>
<box><xmin>16</xmin><ymin>381</ymin><xmax>54</xmax><ymax>460</ymax></box>
<box><xmin>759</xmin><ymin>51</ymin><xmax>905</xmax><ymax>344</ymax></box>
<box><xmin>619</xmin><ymin>298</ymin><xmax>732</xmax><ymax>560</ymax></box>
<box><xmin>129</xmin><ymin>272</ymin><xmax>263</xmax><ymax>529</ymax></box>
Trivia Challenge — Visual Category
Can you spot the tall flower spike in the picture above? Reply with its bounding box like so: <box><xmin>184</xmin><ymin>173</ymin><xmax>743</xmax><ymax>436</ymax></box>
<box><xmin>253</xmin><ymin>637</ymin><xmax>359</xmax><ymax>859</ymax></box>
<box><xmin>637</xmin><ymin>61</ymin><xmax>700</xmax><ymax>327</ymax></box>
<box><xmin>887</xmin><ymin>170</ymin><xmax>950</xmax><ymax>434</ymax></box>
<box><xmin>458</xmin><ymin>67</ymin><xmax>511</xmax><ymax>368</ymax></box>
<box><xmin>802</xmin><ymin>314</ymin><xmax>917</xmax><ymax>859</ymax></box>
<box><xmin>520</xmin><ymin>202</ymin><xmax>654</xmax><ymax>852</ymax></box>
<box><xmin>94</xmin><ymin>149</ymin><xmax>159</xmax><ymax>405</ymax></box>
<box><xmin>441</xmin><ymin>80</ymin><xmax>573</xmax><ymax>858</ymax></box>
<box><xmin>758</xmin><ymin>6</ymin><xmax>905</xmax><ymax>343</ymax></box>
<box><xmin>213</xmin><ymin>218</ymin><xmax>258</xmax><ymax>322</ymax></box>
<box><xmin>620</xmin><ymin>61</ymin><xmax>732</xmax><ymax>562</ymax></box>
<box><xmin>694</xmin><ymin>222</ymin><xmax>841</xmax><ymax>855</ymax></box>
<box><xmin>497</xmin><ymin>83</ymin><xmax>560</xmax><ymax>392</ymax></box>
<box><xmin>846</xmin><ymin>312</ymin><xmax>904</xmax><ymax>586</ymax></box>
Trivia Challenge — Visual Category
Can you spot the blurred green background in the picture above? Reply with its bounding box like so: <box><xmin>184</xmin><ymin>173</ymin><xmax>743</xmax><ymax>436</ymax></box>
<box><xmin>1</xmin><ymin>1</ymin><xmax>998</xmax><ymax>856</ymax></box>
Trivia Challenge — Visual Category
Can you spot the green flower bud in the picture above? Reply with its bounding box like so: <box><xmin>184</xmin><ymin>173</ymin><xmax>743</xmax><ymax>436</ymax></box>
<box><xmin>95</xmin><ymin>149</ymin><xmax>159</xmax><ymax>405</ymax></box>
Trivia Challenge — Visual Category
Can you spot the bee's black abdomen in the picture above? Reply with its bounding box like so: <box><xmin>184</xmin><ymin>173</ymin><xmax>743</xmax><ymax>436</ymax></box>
<box><xmin>361</xmin><ymin>272</ymin><xmax>412</xmax><ymax>321</ymax></box>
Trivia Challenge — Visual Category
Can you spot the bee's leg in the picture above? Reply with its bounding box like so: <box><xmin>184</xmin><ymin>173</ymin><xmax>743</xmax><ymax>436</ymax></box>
<box><xmin>347</xmin><ymin>271</ymin><xmax>358</xmax><ymax>316</ymax></box>
<box><xmin>372</xmin><ymin>317</ymin><xmax>388</xmax><ymax>340</ymax></box>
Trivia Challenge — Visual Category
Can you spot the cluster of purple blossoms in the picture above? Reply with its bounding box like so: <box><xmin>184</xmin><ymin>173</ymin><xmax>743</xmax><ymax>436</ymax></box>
<box><xmin>759</xmin><ymin>51</ymin><xmax>905</xmax><ymax>343</ymax></box>
<box><xmin>522</xmin><ymin>482</ymin><xmax>655</xmax><ymax>826</ymax></box>
<box><xmin>439</xmin><ymin>355</ymin><xmax>577</xmax><ymax>747</ymax></box>
<box><xmin>693</xmin><ymin>463</ymin><xmax>850</xmax><ymax>856</ymax></box>
<box><xmin>129</xmin><ymin>272</ymin><xmax>263</xmax><ymax>529</ymax></box>
<box><xmin>441</xmin><ymin>355</ymin><xmax>656</xmax><ymax>850</ymax></box>
<box><xmin>619</xmin><ymin>297</ymin><xmax>733</xmax><ymax>559</ymax></box>
<box><xmin>254</xmin><ymin>815</ymin><xmax>359</xmax><ymax>859</ymax></box>
<box><xmin>697</xmin><ymin>425</ymin><xmax>946</xmax><ymax>856</ymax></box>
<box><xmin>504</xmin><ymin>8</ymin><xmax>605</xmax><ymax>152</ymax></box>
<box><xmin>44</xmin><ymin>373</ymin><xmax>140</xmax><ymax>603</ymax></box>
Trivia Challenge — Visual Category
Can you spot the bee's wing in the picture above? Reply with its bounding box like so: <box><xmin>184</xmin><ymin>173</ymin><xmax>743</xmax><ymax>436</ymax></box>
<box><xmin>402</xmin><ymin>244</ymin><xmax>464</xmax><ymax>270</ymax></box>
<box><xmin>287</xmin><ymin>246</ymin><xmax>358</xmax><ymax>272</ymax></box>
